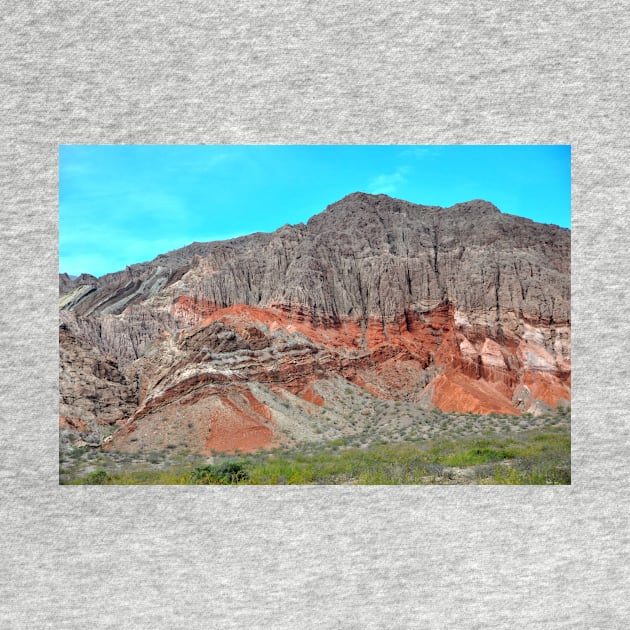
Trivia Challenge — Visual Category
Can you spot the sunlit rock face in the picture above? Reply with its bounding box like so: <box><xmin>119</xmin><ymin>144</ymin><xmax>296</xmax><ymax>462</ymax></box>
<box><xmin>60</xmin><ymin>192</ymin><xmax>570</xmax><ymax>452</ymax></box>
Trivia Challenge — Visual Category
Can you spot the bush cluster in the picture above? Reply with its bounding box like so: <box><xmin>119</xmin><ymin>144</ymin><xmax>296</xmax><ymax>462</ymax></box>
<box><xmin>190</xmin><ymin>462</ymin><xmax>249</xmax><ymax>484</ymax></box>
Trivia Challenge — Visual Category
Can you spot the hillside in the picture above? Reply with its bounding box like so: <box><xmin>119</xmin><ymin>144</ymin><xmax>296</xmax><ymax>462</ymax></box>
<box><xmin>59</xmin><ymin>192</ymin><xmax>570</xmax><ymax>455</ymax></box>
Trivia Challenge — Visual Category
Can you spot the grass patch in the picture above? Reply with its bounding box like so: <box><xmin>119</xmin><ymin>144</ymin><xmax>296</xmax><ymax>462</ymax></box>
<box><xmin>66</xmin><ymin>468</ymin><xmax>193</xmax><ymax>485</ymax></box>
<box><xmin>66</xmin><ymin>426</ymin><xmax>569</xmax><ymax>486</ymax></box>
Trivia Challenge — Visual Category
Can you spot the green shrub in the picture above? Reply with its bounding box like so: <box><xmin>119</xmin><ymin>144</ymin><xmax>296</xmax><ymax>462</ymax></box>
<box><xmin>190</xmin><ymin>461</ymin><xmax>250</xmax><ymax>484</ymax></box>
<box><xmin>84</xmin><ymin>469</ymin><xmax>110</xmax><ymax>485</ymax></box>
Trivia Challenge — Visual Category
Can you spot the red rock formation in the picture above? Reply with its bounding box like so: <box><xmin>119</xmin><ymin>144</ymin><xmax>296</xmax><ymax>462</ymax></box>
<box><xmin>170</xmin><ymin>295</ymin><xmax>220</xmax><ymax>326</ymax></box>
<box><xmin>60</xmin><ymin>193</ymin><xmax>570</xmax><ymax>453</ymax></box>
<box><xmin>118</xmin><ymin>301</ymin><xmax>567</xmax><ymax>436</ymax></box>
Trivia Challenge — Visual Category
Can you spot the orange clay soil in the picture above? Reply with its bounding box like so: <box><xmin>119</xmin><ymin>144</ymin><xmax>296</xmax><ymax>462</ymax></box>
<box><xmin>428</xmin><ymin>371</ymin><xmax>519</xmax><ymax>415</ymax></box>
<box><xmin>203</xmin><ymin>392</ymin><xmax>275</xmax><ymax>454</ymax></box>
<box><xmin>523</xmin><ymin>371</ymin><xmax>571</xmax><ymax>408</ymax></box>
<box><xmin>299</xmin><ymin>384</ymin><xmax>325</xmax><ymax>407</ymax></box>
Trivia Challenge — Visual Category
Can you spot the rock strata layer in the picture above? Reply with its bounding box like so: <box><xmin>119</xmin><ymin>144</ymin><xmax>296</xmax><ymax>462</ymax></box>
<box><xmin>59</xmin><ymin>193</ymin><xmax>570</xmax><ymax>453</ymax></box>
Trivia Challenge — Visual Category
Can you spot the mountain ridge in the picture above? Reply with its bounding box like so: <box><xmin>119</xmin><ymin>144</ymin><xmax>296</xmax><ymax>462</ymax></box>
<box><xmin>59</xmin><ymin>192</ymin><xmax>570</xmax><ymax>454</ymax></box>
<box><xmin>60</xmin><ymin>192</ymin><xmax>568</xmax><ymax>281</ymax></box>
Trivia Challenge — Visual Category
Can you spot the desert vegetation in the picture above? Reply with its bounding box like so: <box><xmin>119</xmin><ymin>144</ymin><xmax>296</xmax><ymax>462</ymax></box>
<box><xmin>61</xmin><ymin>408</ymin><xmax>570</xmax><ymax>485</ymax></box>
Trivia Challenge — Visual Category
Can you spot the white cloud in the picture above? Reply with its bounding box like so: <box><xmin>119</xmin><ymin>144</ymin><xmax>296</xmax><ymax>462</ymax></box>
<box><xmin>397</xmin><ymin>146</ymin><xmax>445</xmax><ymax>161</ymax></box>
<box><xmin>366</xmin><ymin>167</ymin><xmax>409</xmax><ymax>195</ymax></box>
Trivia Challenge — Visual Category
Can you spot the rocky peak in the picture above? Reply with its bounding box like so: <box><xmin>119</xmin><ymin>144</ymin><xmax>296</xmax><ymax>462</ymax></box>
<box><xmin>447</xmin><ymin>199</ymin><xmax>501</xmax><ymax>215</ymax></box>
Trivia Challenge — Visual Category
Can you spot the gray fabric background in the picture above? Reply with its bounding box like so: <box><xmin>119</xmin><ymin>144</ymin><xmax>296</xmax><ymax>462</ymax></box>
<box><xmin>1</xmin><ymin>1</ymin><xmax>628</xmax><ymax>627</ymax></box>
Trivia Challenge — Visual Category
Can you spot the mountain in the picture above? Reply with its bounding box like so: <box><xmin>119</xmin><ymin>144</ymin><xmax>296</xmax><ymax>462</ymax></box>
<box><xmin>59</xmin><ymin>192</ymin><xmax>570</xmax><ymax>454</ymax></box>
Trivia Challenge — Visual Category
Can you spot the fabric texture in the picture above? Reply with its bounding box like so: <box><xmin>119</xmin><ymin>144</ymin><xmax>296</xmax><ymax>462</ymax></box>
<box><xmin>1</xmin><ymin>1</ymin><xmax>629</xmax><ymax>627</ymax></box>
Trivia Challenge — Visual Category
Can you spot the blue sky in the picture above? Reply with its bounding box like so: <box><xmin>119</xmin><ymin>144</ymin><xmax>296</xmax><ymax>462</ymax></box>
<box><xmin>59</xmin><ymin>145</ymin><xmax>570</xmax><ymax>277</ymax></box>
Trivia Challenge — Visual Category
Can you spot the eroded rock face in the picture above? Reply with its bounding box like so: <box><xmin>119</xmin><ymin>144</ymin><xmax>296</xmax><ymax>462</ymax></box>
<box><xmin>59</xmin><ymin>323</ymin><xmax>139</xmax><ymax>449</ymax></box>
<box><xmin>59</xmin><ymin>193</ymin><xmax>570</xmax><ymax>452</ymax></box>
